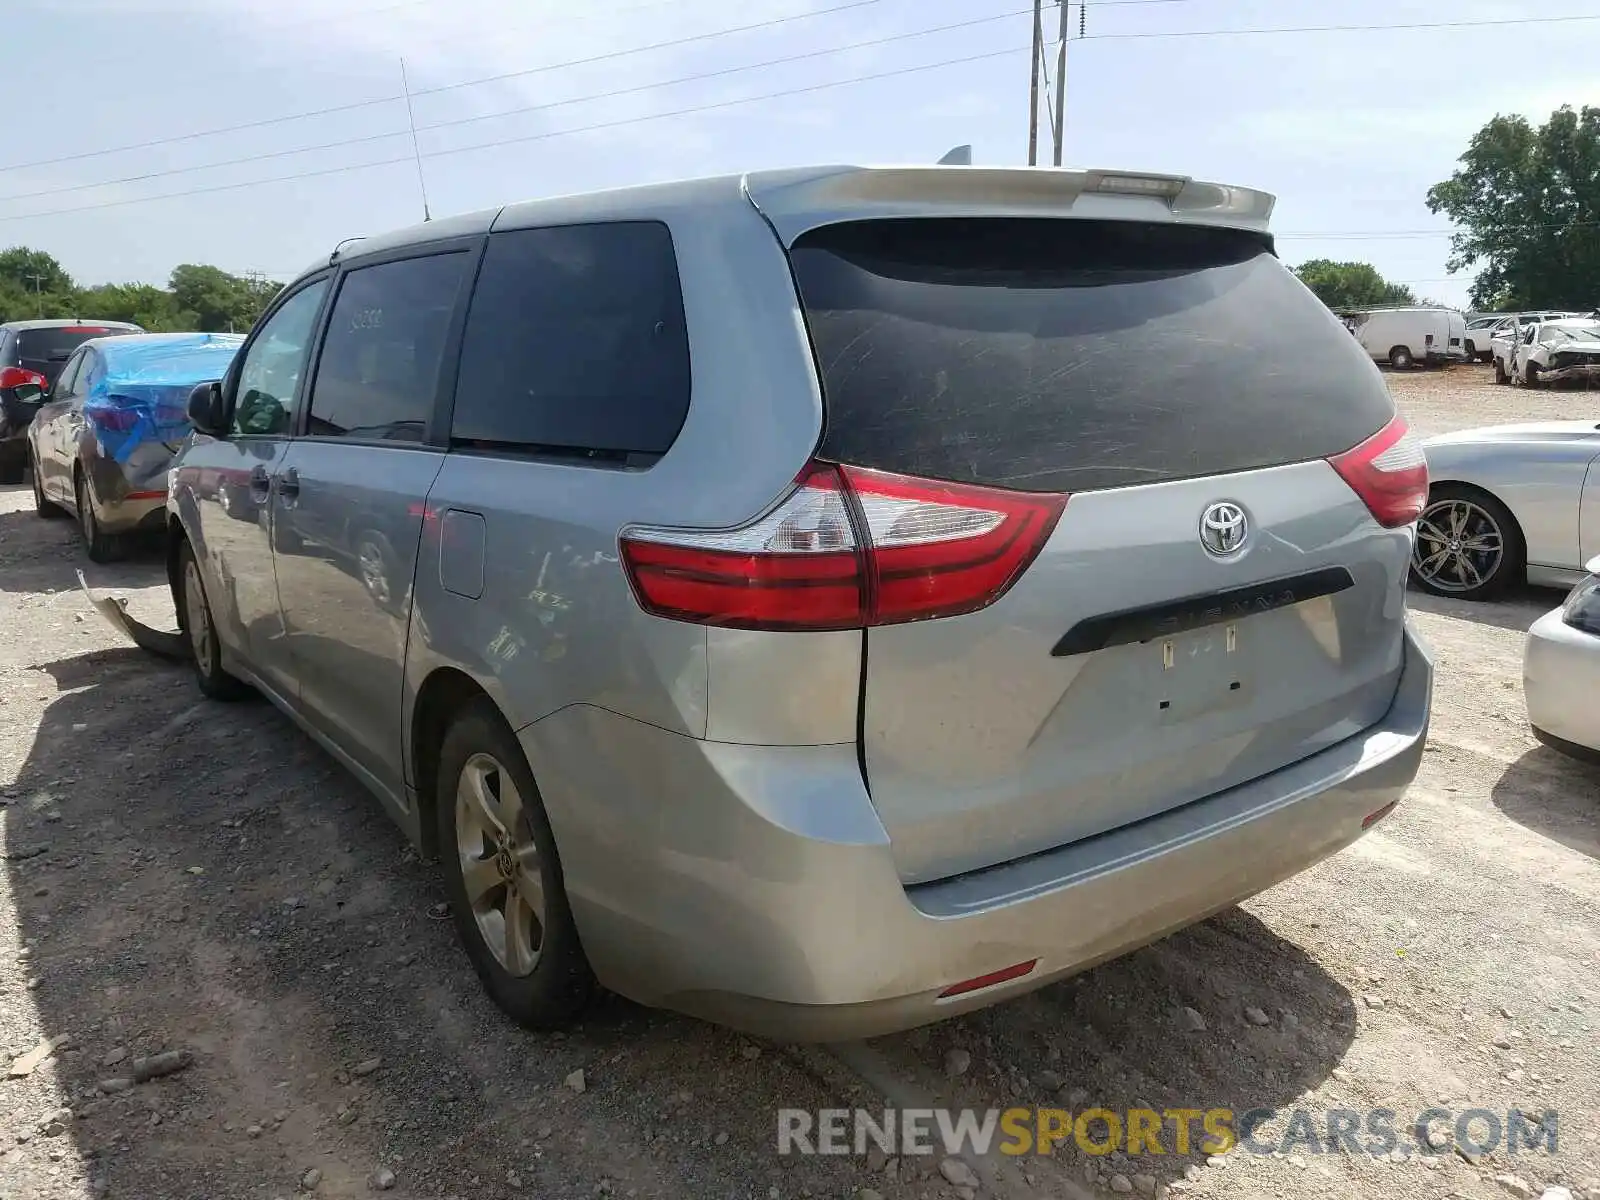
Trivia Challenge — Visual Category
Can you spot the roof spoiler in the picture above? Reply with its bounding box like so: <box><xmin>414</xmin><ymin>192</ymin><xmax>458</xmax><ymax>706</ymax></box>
<box><xmin>742</xmin><ymin>165</ymin><xmax>1276</xmax><ymax>246</ymax></box>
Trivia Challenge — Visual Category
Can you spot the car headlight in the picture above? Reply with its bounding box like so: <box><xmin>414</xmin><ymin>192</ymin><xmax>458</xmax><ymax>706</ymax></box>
<box><xmin>1562</xmin><ymin>574</ymin><xmax>1600</xmax><ymax>636</ymax></box>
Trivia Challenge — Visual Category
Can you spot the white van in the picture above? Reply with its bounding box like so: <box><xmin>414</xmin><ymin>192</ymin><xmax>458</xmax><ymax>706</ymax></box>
<box><xmin>1341</xmin><ymin>307</ymin><xmax>1468</xmax><ymax>369</ymax></box>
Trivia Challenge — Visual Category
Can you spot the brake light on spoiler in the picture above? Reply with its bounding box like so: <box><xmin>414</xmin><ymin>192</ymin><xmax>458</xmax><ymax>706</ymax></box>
<box><xmin>619</xmin><ymin>462</ymin><xmax>1068</xmax><ymax>631</ymax></box>
<box><xmin>1327</xmin><ymin>415</ymin><xmax>1428</xmax><ymax>528</ymax></box>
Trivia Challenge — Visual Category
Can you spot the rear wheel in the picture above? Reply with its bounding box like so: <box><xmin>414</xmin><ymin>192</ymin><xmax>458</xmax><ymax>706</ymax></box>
<box><xmin>178</xmin><ymin>538</ymin><xmax>250</xmax><ymax>700</ymax></box>
<box><xmin>1389</xmin><ymin>345</ymin><xmax>1414</xmax><ymax>370</ymax></box>
<box><xmin>1411</xmin><ymin>485</ymin><xmax>1524</xmax><ymax>600</ymax></box>
<box><xmin>1464</xmin><ymin>340</ymin><xmax>1476</xmax><ymax>362</ymax></box>
<box><xmin>75</xmin><ymin>472</ymin><xmax>126</xmax><ymax>563</ymax></box>
<box><xmin>0</xmin><ymin>443</ymin><xmax>22</xmax><ymax>485</ymax></box>
<box><xmin>436</xmin><ymin>701</ymin><xmax>595</xmax><ymax>1030</ymax></box>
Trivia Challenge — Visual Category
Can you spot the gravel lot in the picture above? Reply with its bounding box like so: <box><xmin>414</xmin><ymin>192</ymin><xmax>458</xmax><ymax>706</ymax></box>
<box><xmin>0</xmin><ymin>361</ymin><xmax>1595</xmax><ymax>1200</ymax></box>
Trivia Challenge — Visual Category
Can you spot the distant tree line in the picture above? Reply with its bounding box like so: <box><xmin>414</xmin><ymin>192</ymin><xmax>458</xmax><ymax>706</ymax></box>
<box><xmin>1294</xmin><ymin>104</ymin><xmax>1599</xmax><ymax>315</ymax></box>
<box><xmin>0</xmin><ymin>247</ymin><xmax>282</xmax><ymax>333</ymax></box>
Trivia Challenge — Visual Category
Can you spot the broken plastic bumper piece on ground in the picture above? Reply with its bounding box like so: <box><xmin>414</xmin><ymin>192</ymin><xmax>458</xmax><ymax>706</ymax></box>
<box><xmin>76</xmin><ymin>568</ymin><xmax>190</xmax><ymax>661</ymax></box>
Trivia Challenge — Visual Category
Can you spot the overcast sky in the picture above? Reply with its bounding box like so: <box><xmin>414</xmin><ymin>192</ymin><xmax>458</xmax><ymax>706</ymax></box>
<box><xmin>4</xmin><ymin>0</ymin><xmax>1596</xmax><ymax>308</ymax></box>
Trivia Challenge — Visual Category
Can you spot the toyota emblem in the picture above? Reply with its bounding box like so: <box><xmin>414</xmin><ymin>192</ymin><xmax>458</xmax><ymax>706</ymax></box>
<box><xmin>1199</xmin><ymin>501</ymin><xmax>1249</xmax><ymax>557</ymax></box>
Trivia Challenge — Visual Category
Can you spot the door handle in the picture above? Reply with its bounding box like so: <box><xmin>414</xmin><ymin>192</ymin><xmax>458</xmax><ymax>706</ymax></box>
<box><xmin>276</xmin><ymin>467</ymin><xmax>301</xmax><ymax>505</ymax></box>
<box><xmin>249</xmin><ymin>465</ymin><xmax>271</xmax><ymax>503</ymax></box>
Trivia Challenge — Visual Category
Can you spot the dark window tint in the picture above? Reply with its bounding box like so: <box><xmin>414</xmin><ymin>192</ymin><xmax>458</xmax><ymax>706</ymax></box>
<box><xmin>451</xmin><ymin>222</ymin><xmax>690</xmax><ymax>458</ymax></box>
<box><xmin>790</xmin><ymin>219</ymin><xmax>1395</xmax><ymax>494</ymax></box>
<box><xmin>18</xmin><ymin>327</ymin><xmax>122</xmax><ymax>387</ymax></box>
<box><xmin>307</xmin><ymin>253</ymin><xmax>469</xmax><ymax>442</ymax></box>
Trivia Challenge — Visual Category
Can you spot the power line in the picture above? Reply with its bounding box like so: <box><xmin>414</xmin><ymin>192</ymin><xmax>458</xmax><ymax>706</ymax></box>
<box><xmin>0</xmin><ymin>43</ymin><xmax>1035</xmax><ymax>225</ymax></box>
<box><xmin>1278</xmin><ymin>220</ymin><xmax>1600</xmax><ymax>240</ymax></box>
<box><xmin>1082</xmin><ymin>11</ymin><xmax>1600</xmax><ymax>40</ymax></box>
<box><xmin>0</xmin><ymin>6</ymin><xmax>1045</xmax><ymax>204</ymax></box>
<box><xmin>0</xmin><ymin>0</ymin><xmax>894</xmax><ymax>176</ymax></box>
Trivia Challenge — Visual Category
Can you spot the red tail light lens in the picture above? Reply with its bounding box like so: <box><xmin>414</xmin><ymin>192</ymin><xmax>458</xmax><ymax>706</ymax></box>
<box><xmin>1327</xmin><ymin>416</ymin><xmax>1428</xmax><ymax>528</ymax></box>
<box><xmin>0</xmin><ymin>366</ymin><xmax>47</xmax><ymax>391</ymax></box>
<box><xmin>619</xmin><ymin>462</ymin><xmax>1067</xmax><ymax>631</ymax></box>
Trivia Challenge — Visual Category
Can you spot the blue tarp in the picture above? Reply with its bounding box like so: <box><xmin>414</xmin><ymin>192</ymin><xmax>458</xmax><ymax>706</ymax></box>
<box><xmin>82</xmin><ymin>333</ymin><xmax>245</xmax><ymax>464</ymax></box>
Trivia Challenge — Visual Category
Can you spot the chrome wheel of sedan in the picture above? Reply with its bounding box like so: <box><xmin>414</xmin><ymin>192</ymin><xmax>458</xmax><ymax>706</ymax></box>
<box><xmin>455</xmin><ymin>752</ymin><xmax>546</xmax><ymax>978</ymax></box>
<box><xmin>1412</xmin><ymin>496</ymin><xmax>1510</xmax><ymax>597</ymax></box>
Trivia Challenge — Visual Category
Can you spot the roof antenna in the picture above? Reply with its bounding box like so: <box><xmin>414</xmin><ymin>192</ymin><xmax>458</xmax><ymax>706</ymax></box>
<box><xmin>400</xmin><ymin>58</ymin><xmax>433</xmax><ymax>222</ymax></box>
<box><xmin>938</xmin><ymin>145</ymin><xmax>972</xmax><ymax>165</ymax></box>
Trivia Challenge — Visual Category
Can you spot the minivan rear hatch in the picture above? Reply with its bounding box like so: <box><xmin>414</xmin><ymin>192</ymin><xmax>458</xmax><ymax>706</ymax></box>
<box><xmin>787</xmin><ymin>215</ymin><xmax>1415</xmax><ymax>885</ymax></box>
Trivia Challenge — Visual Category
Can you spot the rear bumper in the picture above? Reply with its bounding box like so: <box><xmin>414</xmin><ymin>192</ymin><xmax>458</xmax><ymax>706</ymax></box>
<box><xmin>529</xmin><ymin>621</ymin><xmax>1433</xmax><ymax>1042</ymax></box>
<box><xmin>1524</xmin><ymin>606</ymin><xmax>1600</xmax><ymax>753</ymax></box>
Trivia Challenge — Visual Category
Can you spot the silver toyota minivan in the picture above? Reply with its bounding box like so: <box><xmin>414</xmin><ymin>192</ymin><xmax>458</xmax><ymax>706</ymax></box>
<box><xmin>167</xmin><ymin>165</ymin><xmax>1434</xmax><ymax>1041</ymax></box>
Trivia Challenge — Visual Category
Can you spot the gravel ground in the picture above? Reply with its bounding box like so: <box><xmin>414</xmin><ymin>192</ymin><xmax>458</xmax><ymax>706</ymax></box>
<box><xmin>0</xmin><ymin>360</ymin><xmax>1595</xmax><ymax>1200</ymax></box>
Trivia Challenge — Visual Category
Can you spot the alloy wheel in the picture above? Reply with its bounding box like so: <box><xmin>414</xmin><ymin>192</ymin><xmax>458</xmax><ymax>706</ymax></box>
<box><xmin>1413</xmin><ymin>498</ymin><xmax>1504</xmax><ymax>594</ymax></box>
<box><xmin>184</xmin><ymin>559</ymin><xmax>214</xmax><ymax>666</ymax></box>
<box><xmin>455</xmin><ymin>752</ymin><xmax>546</xmax><ymax>978</ymax></box>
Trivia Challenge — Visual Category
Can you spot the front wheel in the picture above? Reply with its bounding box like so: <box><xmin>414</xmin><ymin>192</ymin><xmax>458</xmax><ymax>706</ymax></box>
<box><xmin>1493</xmin><ymin>357</ymin><xmax>1509</xmax><ymax>385</ymax></box>
<box><xmin>1525</xmin><ymin>362</ymin><xmax>1543</xmax><ymax>389</ymax></box>
<box><xmin>1464</xmin><ymin>340</ymin><xmax>1476</xmax><ymax>362</ymax></box>
<box><xmin>436</xmin><ymin>701</ymin><xmax>595</xmax><ymax>1030</ymax></box>
<box><xmin>31</xmin><ymin>449</ymin><xmax>65</xmax><ymax>517</ymax></box>
<box><xmin>0</xmin><ymin>444</ymin><xmax>22</xmax><ymax>485</ymax></box>
<box><xmin>177</xmin><ymin>539</ymin><xmax>250</xmax><ymax>700</ymax></box>
<box><xmin>1410</xmin><ymin>486</ymin><xmax>1525</xmax><ymax>601</ymax></box>
<box><xmin>1389</xmin><ymin>346</ymin><xmax>1415</xmax><ymax>370</ymax></box>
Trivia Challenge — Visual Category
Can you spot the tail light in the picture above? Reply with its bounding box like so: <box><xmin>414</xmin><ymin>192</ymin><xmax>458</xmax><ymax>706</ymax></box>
<box><xmin>1327</xmin><ymin>416</ymin><xmax>1428</xmax><ymax>528</ymax></box>
<box><xmin>618</xmin><ymin>461</ymin><xmax>1067</xmax><ymax>631</ymax></box>
<box><xmin>0</xmin><ymin>366</ymin><xmax>47</xmax><ymax>392</ymax></box>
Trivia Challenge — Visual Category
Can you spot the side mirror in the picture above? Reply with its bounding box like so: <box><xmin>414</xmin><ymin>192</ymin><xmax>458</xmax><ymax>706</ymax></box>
<box><xmin>8</xmin><ymin>381</ymin><xmax>44</xmax><ymax>407</ymax></box>
<box><xmin>187</xmin><ymin>381</ymin><xmax>228</xmax><ymax>438</ymax></box>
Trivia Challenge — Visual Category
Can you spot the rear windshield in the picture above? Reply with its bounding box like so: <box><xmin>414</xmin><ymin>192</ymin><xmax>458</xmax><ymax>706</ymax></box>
<box><xmin>17</xmin><ymin>327</ymin><xmax>122</xmax><ymax>382</ymax></box>
<box><xmin>790</xmin><ymin>219</ymin><xmax>1394</xmax><ymax>493</ymax></box>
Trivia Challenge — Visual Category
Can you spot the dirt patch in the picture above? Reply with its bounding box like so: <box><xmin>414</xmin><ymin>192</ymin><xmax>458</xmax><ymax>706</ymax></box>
<box><xmin>0</xmin><ymin>361</ymin><xmax>1597</xmax><ymax>1200</ymax></box>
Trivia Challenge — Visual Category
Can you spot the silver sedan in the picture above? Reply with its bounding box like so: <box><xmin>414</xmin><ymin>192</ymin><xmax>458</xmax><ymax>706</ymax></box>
<box><xmin>1524</xmin><ymin>556</ymin><xmax>1600</xmax><ymax>760</ymax></box>
<box><xmin>1412</xmin><ymin>420</ymin><xmax>1600</xmax><ymax>600</ymax></box>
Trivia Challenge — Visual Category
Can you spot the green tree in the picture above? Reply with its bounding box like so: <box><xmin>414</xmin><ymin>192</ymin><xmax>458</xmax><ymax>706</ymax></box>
<box><xmin>169</xmin><ymin>264</ymin><xmax>280</xmax><ymax>333</ymax></box>
<box><xmin>1293</xmin><ymin>259</ymin><xmax>1418</xmax><ymax>310</ymax></box>
<box><xmin>0</xmin><ymin>246</ymin><xmax>73</xmax><ymax>297</ymax></box>
<box><xmin>75</xmin><ymin>283</ymin><xmax>197</xmax><ymax>332</ymax></box>
<box><xmin>1426</xmin><ymin>105</ymin><xmax>1600</xmax><ymax>311</ymax></box>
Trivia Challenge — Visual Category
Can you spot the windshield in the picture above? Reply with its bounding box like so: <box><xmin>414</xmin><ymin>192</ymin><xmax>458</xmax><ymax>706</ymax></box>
<box><xmin>790</xmin><ymin>217</ymin><xmax>1392</xmax><ymax>493</ymax></box>
<box><xmin>1541</xmin><ymin>323</ymin><xmax>1600</xmax><ymax>345</ymax></box>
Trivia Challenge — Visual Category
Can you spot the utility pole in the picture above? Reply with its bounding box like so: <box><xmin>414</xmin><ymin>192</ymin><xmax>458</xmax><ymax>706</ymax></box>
<box><xmin>25</xmin><ymin>272</ymin><xmax>45</xmax><ymax>317</ymax></box>
<box><xmin>1052</xmin><ymin>0</ymin><xmax>1068</xmax><ymax>166</ymax></box>
<box><xmin>1027</xmin><ymin>0</ymin><xmax>1042</xmax><ymax>165</ymax></box>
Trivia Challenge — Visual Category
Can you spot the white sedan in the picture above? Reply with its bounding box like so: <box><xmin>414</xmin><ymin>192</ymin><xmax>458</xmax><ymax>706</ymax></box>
<box><xmin>1524</xmin><ymin>555</ymin><xmax>1600</xmax><ymax>760</ymax></box>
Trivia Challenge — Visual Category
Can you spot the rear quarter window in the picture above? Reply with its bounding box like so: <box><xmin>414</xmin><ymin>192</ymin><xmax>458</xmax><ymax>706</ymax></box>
<box><xmin>449</xmin><ymin>221</ymin><xmax>691</xmax><ymax>460</ymax></box>
<box><xmin>790</xmin><ymin>218</ymin><xmax>1395</xmax><ymax>494</ymax></box>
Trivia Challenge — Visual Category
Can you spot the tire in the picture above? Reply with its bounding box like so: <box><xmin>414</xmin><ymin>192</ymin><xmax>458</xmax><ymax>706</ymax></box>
<box><xmin>30</xmin><ymin>450</ymin><xmax>65</xmax><ymax>518</ymax></box>
<box><xmin>1464</xmin><ymin>340</ymin><xmax>1476</xmax><ymax>362</ymax></box>
<box><xmin>176</xmin><ymin>538</ymin><xmax>250</xmax><ymax>701</ymax></box>
<box><xmin>1410</xmin><ymin>484</ymin><xmax>1525</xmax><ymax>601</ymax></box>
<box><xmin>436</xmin><ymin>700</ymin><xmax>595</xmax><ymax>1030</ymax></box>
<box><xmin>1493</xmin><ymin>357</ymin><xmax>1509</xmax><ymax>385</ymax></box>
<box><xmin>75</xmin><ymin>471</ymin><xmax>126</xmax><ymax>563</ymax></box>
<box><xmin>1525</xmin><ymin>362</ymin><xmax>1543</xmax><ymax>389</ymax></box>
<box><xmin>0</xmin><ymin>444</ymin><xmax>22</xmax><ymax>485</ymax></box>
<box><xmin>1388</xmin><ymin>346</ymin><xmax>1414</xmax><ymax>370</ymax></box>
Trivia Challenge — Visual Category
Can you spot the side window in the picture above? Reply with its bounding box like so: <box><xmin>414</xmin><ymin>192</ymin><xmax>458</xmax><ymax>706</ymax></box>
<box><xmin>450</xmin><ymin>221</ymin><xmax>691</xmax><ymax>457</ymax></box>
<box><xmin>231</xmin><ymin>279</ymin><xmax>330</xmax><ymax>437</ymax></box>
<box><xmin>305</xmin><ymin>252</ymin><xmax>469</xmax><ymax>442</ymax></box>
<box><xmin>75</xmin><ymin>349</ymin><xmax>104</xmax><ymax>407</ymax></box>
<box><xmin>52</xmin><ymin>351</ymin><xmax>84</xmax><ymax>402</ymax></box>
